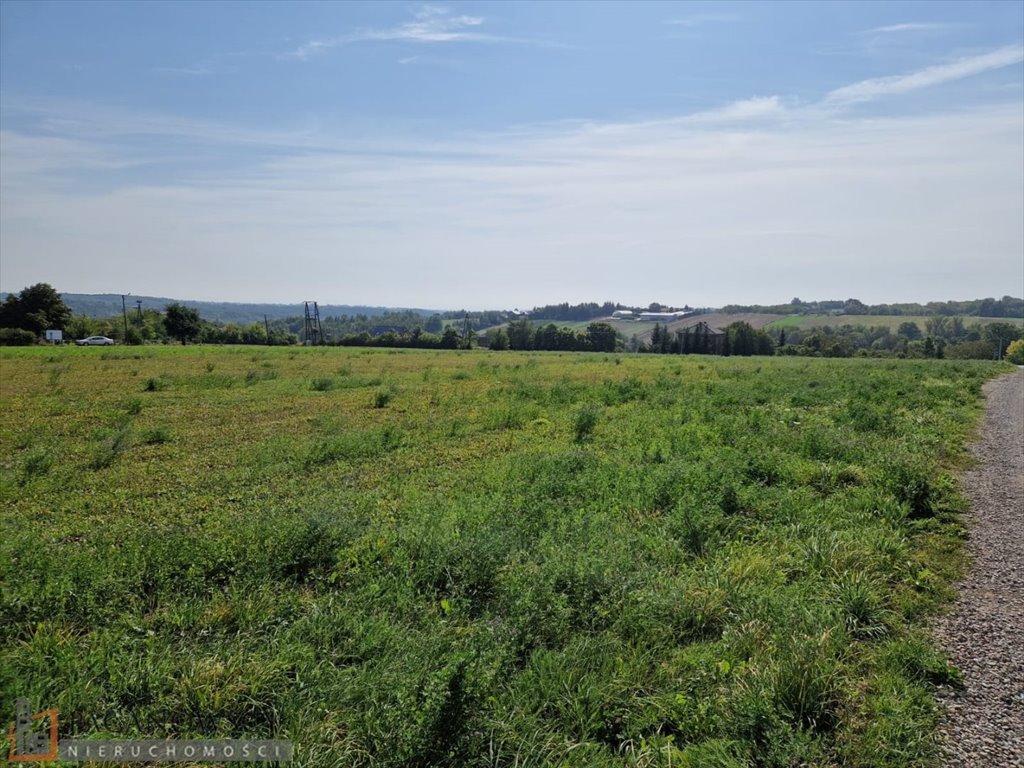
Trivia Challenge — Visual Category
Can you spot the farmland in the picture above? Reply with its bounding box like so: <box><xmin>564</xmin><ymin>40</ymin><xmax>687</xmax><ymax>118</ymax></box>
<box><xmin>0</xmin><ymin>346</ymin><xmax>1011</xmax><ymax>767</ymax></box>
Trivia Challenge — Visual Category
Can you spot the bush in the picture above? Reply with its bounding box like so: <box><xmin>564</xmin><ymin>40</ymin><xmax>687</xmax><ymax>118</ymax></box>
<box><xmin>0</xmin><ymin>328</ymin><xmax>37</xmax><ymax>346</ymax></box>
<box><xmin>1007</xmin><ymin>338</ymin><xmax>1024</xmax><ymax>365</ymax></box>
<box><xmin>310</xmin><ymin>377</ymin><xmax>335</xmax><ymax>392</ymax></box>
<box><xmin>373</xmin><ymin>387</ymin><xmax>394</xmax><ymax>408</ymax></box>
<box><xmin>573</xmin><ymin>403</ymin><xmax>599</xmax><ymax>443</ymax></box>
<box><xmin>141</xmin><ymin>426</ymin><xmax>173</xmax><ymax>445</ymax></box>
<box><xmin>21</xmin><ymin>450</ymin><xmax>53</xmax><ymax>483</ymax></box>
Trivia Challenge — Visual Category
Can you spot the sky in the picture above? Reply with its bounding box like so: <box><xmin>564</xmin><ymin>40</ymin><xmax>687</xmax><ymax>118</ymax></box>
<box><xmin>1</xmin><ymin>1</ymin><xmax>1022</xmax><ymax>310</ymax></box>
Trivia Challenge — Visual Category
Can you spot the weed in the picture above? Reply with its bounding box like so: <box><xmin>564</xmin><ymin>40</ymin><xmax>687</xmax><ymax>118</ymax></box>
<box><xmin>141</xmin><ymin>426</ymin><xmax>173</xmax><ymax>445</ymax></box>
<box><xmin>310</xmin><ymin>376</ymin><xmax>335</xmax><ymax>392</ymax></box>
<box><xmin>373</xmin><ymin>386</ymin><xmax>394</xmax><ymax>408</ymax></box>
<box><xmin>245</xmin><ymin>369</ymin><xmax>278</xmax><ymax>385</ymax></box>
<box><xmin>21</xmin><ymin>450</ymin><xmax>53</xmax><ymax>483</ymax></box>
<box><xmin>573</xmin><ymin>403</ymin><xmax>599</xmax><ymax>443</ymax></box>
<box><xmin>89</xmin><ymin>423</ymin><xmax>132</xmax><ymax>469</ymax></box>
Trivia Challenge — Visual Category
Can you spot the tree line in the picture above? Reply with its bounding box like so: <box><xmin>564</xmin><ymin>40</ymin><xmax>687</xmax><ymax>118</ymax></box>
<box><xmin>775</xmin><ymin>320</ymin><xmax>1023</xmax><ymax>360</ymax></box>
<box><xmin>723</xmin><ymin>295</ymin><xmax>1024</xmax><ymax>318</ymax></box>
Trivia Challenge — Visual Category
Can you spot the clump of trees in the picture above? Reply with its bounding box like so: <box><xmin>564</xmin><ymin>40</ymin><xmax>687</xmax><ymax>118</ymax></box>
<box><xmin>330</xmin><ymin>326</ymin><xmax>465</xmax><ymax>350</ymax></box>
<box><xmin>493</xmin><ymin>319</ymin><xmax>620</xmax><ymax>352</ymax></box>
<box><xmin>0</xmin><ymin>283</ymin><xmax>72</xmax><ymax>340</ymax></box>
<box><xmin>642</xmin><ymin>321</ymin><xmax>774</xmax><ymax>356</ymax></box>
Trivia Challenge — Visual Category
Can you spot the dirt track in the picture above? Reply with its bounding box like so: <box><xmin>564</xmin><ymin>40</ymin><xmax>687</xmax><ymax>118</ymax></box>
<box><xmin>935</xmin><ymin>367</ymin><xmax>1024</xmax><ymax>767</ymax></box>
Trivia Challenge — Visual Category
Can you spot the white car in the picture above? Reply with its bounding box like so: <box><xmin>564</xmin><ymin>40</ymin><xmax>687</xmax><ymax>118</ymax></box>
<box><xmin>76</xmin><ymin>335</ymin><xmax>115</xmax><ymax>346</ymax></box>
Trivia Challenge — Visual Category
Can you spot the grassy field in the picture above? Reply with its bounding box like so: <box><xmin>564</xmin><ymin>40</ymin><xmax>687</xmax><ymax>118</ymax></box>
<box><xmin>0</xmin><ymin>346</ymin><xmax>1010</xmax><ymax>767</ymax></box>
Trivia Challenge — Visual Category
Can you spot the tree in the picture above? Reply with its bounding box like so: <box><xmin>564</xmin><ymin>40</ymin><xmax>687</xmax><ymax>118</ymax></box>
<box><xmin>897</xmin><ymin>321</ymin><xmax>922</xmax><ymax>340</ymax></box>
<box><xmin>488</xmin><ymin>328</ymin><xmax>509</xmax><ymax>350</ymax></box>
<box><xmin>982</xmin><ymin>322</ymin><xmax>1022</xmax><ymax>359</ymax></box>
<box><xmin>506</xmin><ymin>318</ymin><xmax>534</xmax><ymax>351</ymax></box>
<box><xmin>586</xmin><ymin>322</ymin><xmax>618</xmax><ymax>353</ymax></box>
<box><xmin>0</xmin><ymin>283</ymin><xmax>72</xmax><ymax>335</ymax></box>
<box><xmin>164</xmin><ymin>303</ymin><xmax>202</xmax><ymax>344</ymax></box>
<box><xmin>439</xmin><ymin>326</ymin><xmax>460</xmax><ymax>349</ymax></box>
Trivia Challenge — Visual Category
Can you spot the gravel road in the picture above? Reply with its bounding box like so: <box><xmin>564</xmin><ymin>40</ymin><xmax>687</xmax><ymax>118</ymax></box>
<box><xmin>935</xmin><ymin>367</ymin><xmax>1024</xmax><ymax>767</ymax></box>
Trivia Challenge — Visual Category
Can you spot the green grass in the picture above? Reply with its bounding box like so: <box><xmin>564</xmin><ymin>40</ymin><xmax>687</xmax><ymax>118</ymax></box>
<box><xmin>0</xmin><ymin>345</ymin><xmax>1010</xmax><ymax>767</ymax></box>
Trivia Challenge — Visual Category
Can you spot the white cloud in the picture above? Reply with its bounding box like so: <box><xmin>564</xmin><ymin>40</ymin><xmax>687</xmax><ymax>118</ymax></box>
<box><xmin>3</xmin><ymin>96</ymin><xmax>1021</xmax><ymax>307</ymax></box>
<box><xmin>864</xmin><ymin>22</ymin><xmax>954</xmax><ymax>35</ymax></box>
<box><xmin>690</xmin><ymin>96</ymin><xmax>787</xmax><ymax>122</ymax></box>
<box><xmin>665</xmin><ymin>13</ymin><xmax>740</xmax><ymax>28</ymax></box>
<box><xmin>281</xmin><ymin>4</ymin><xmax>556</xmax><ymax>61</ymax></box>
<box><xmin>2</xmin><ymin>50</ymin><xmax>1022</xmax><ymax>307</ymax></box>
<box><xmin>825</xmin><ymin>45</ymin><xmax>1024</xmax><ymax>105</ymax></box>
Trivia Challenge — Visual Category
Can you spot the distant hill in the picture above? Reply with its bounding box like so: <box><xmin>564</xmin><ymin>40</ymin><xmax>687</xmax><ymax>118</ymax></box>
<box><xmin>46</xmin><ymin>294</ymin><xmax>442</xmax><ymax>324</ymax></box>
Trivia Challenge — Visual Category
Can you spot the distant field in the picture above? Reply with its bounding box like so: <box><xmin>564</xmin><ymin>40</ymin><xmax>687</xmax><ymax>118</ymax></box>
<box><xmin>766</xmin><ymin>314</ymin><xmax>1024</xmax><ymax>332</ymax></box>
<box><xmin>1</xmin><ymin>347</ymin><xmax>1009</xmax><ymax>767</ymax></box>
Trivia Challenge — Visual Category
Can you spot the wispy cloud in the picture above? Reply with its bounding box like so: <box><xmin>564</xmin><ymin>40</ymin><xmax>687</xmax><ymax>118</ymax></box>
<box><xmin>4</xmin><ymin>99</ymin><xmax>1020</xmax><ymax>306</ymax></box>
<box><xmin>864</xmin><ymin>22</ymin><xmax>955</xmax><ymax>35</ymax></box>
<box><xmin>691</xmin><ymin>95</ymin><xmax>786</xmax><ymax>122</ymax></box>
<box><xmin>665</xmin><ymin>13</ymin><xmax>740</xmax><ymax>28</ymax></box>
<box><xmin>825</xmin><ymin>45</ymin><xmax>1024</xmax><ymax>105</ymax></box>
<box><xmin>282</xmin><ymin>5</ymin><xmax>558</xmax><ymax>61</ymax></box>
<box><xmin>154</xmin><ymin>64</ymin><xmax>217</xmax><ymax>77</ymax></box>
<box><xmin>3</xmin><ymin>45</ymin><xmax>1021</xmax><ymax>306</ymax></box>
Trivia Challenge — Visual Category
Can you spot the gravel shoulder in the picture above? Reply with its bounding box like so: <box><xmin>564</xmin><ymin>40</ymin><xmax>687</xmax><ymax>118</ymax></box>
<box><xmin>935</xmin><ymin>367</ymin><xmax>1024</xmax><ymax>767</ymax></box>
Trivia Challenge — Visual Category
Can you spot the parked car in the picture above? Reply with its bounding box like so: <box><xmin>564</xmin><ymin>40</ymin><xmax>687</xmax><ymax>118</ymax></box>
<box><xmin>76</xmin><ymin>336</ymin><xmax>115</xmax><ymax>346</ymax></box>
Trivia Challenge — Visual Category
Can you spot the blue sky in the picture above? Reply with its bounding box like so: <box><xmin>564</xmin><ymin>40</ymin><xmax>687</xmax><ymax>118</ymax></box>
<box><xmin>1</xmin><ymin>1</ymin><xmax>1022</xmax><ymax>309</ymax></box>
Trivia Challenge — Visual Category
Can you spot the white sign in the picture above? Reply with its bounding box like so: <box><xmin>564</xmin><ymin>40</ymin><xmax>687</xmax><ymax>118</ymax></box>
<box><xmin>45</xmin><ymin>330</ymin><xmax>63</xmax><ymax>342</ymax></box>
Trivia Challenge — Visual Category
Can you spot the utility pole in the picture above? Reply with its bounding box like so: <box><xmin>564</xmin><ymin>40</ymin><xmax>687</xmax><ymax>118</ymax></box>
<box><xmin>121</xmin><ymin>294</ymin><xmax>130</xmax><ymax>343</ymax></box>
<box><xmin>264</xmin><ymin>314</ymin><xmax>271</xmax><ymax>346</ymax></box>
<box><xmin>135</xmin><ymin>300</ymin><xmax>143</xmax><ymax>323</ymax></box>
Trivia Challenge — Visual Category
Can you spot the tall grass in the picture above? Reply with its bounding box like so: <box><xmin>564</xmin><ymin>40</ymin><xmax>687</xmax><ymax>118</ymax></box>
<box><xmin>0</xmin><ymin>347</ymin><xmax>1006</xmax><ymax>767</ymax></box>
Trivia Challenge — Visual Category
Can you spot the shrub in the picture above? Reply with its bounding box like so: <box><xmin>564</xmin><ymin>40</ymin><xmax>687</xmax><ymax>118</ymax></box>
<box><xmin>245</xmin><ymin>369</ymin><xmax>278</xmax><ymax>385</ymax></box>
<box><xmin>0</xmin><ymin>328</ymin><xmax>38</xmax><ymax>346</ymax></box>
<box><xmin>89</xmin><ymin>424</ymin><xmax>131</xmax><ymax>469</ymax></box>
<box><xmin>1007</xmin><ymin>338</ymin><xmax>1024</xmax><ymax>365</ymax></box>
<box><xmin>21</xmin><ymin>450</ymin><xmax>53</xmax><ymax>483</ymax></box>
<box><xmin>141</xmin><ymin>426</ymin><xmax>173</xmax><ymax>445</ymax></box>
<box><xmin>310</xmin><ymin>377</ymin><xmax>335</xmax><ymax>392</ymax></box>
<box><xmin>373</xmin><ymin>387</ymin><xmax>393</xmax><ymax>408</ymax></box>
<box><xmin>573</xmin><ymin>403</ymin><xmax>599</xmax><ymax>443</ymax></box>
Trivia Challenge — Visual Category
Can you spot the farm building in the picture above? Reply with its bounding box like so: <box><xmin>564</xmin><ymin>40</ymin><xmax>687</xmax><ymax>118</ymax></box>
<box><xmin>638</xmin><ymin>310</ymin><xmax>694</xmax><ymax>322</ymax></box>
